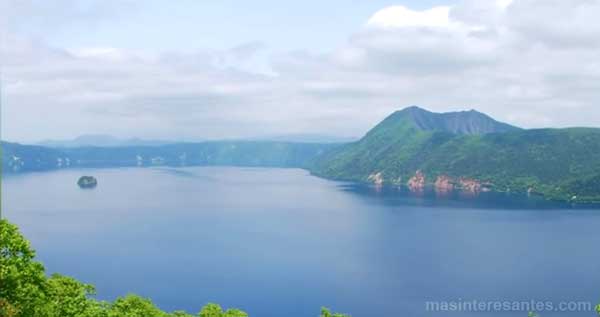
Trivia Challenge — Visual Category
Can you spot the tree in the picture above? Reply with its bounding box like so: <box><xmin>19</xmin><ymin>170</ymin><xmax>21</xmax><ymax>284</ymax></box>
<box><xmin>199</xmin><ymin>303</ymin><xmax>248</xmax><ymax>317</ymax></box>
<box><xmin>321</xmin><ymin>307</ymin><xmax>350</xmax><ymax>317</ymax></box>
<box><xmin>1</xmin><ymin>218</ymin><xmax>332</xmax><ymax>317</ymax></box>
<box><xmin>0</xmin><ymin>298</ymin><xmax>19</xmax><ymax>317</ymax></box>
<box><xmin>223</xmin><ymin>308</ymin><xmax>248</xmax><ymax>317</ymax></box>
<box><xmin>45</xmin><ymin>274</ymin><xmax>107</xmax><ymax>317</ymax></box>
<box><xmin>109</xmin><ymin>294</ymin><xmax>167</xmax><ymax>317</ymax></box>
<box><xmin>199</xmin><ymin>303</ymin><xmax>224</xmax><ymax>317</ymax></box>
<box><xmin>0</xmin><ymin>219</ymin><xmax>48</xmax><ymax>317</ymax></box>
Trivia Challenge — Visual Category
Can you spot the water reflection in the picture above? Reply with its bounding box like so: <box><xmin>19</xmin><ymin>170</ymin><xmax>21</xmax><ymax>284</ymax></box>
<box><xmin>3</xmin><ymin>167</ymin><xmax>600</xmax><ymax>317</ymax></box>
<box><xmin>338</xmin><ymin>183</ymin><xmax>594</xmax><ymax>210</ymax></box>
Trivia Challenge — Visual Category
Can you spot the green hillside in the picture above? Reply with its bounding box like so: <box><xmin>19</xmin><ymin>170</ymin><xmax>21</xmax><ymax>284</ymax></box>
<box><xmin>3</xmin><ymin>106</ymin><xmax>600</xmax><ymax>203</ymax></box>
<box><xmin>311</xmin><ymin>107</ymin><xmax>600</xmax><ymax>203</ymax></box>
<box><xmin>1</xmin><ymin>141</ymin><xmax>337</xmax><ymax>173</ymax></box>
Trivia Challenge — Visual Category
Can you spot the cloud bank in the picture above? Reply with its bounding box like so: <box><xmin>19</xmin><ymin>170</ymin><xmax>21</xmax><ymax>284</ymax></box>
<box><xmin>2</xmin><ymin>0</ymin><xmax>600</xmax><ymax>142</ymax></box>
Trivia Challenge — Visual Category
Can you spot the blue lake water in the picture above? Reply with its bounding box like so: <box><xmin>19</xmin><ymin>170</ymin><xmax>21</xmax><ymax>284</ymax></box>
<box><xmin>3</xmin><ymin>167</ymin><xmax>600</xmax><ymax>317</ymax></box>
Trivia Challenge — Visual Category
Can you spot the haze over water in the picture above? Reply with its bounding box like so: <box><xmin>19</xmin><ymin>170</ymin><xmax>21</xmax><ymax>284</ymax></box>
<box><xmin>3</xmin><ymin>167</ymin><xmax>600</xmax><ymax>317</ymax></box>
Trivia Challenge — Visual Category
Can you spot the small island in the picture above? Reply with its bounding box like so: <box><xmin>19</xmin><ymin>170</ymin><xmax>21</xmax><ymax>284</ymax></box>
<box><xmin>77</xmin><ymin>176</ymin><xmax>98</xmax><ymax>189</ymax></box>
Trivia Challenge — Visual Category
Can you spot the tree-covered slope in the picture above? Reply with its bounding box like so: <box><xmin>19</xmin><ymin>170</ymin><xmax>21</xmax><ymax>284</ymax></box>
<box><xmin>310</xmin><ymin>106</ymin><xmax>519</xmax><ymax>182</ymax></box>
<box><xmin>1</xmin><ymin>141</ymin><xmax>338</xmax><ymax>173</ymax></box>
<box><xmin>310</xmin><ymin>112</ymin><xmax>452</xmax><ymax>183</ymax></box>
<box><xmin>419</xmin><ymin>128</ymin><xmax>600</xmax><ymax>201</ymax></box>
<box><xmin>2</xmin><ymin>142</ymin><xmax>66</xmax><ymax>172</ymax></box>
<box><xmin>311</xmin><ymin>107</ymin><xmax>600</xmax><ymax>203</ymax></box>
<box><xmin>4</xmin><ymin>106</ymin><xmax>600</xmax><ymax>203</ymax></box>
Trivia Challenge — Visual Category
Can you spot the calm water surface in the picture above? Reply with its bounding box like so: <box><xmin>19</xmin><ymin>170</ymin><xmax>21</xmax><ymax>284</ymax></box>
<box><xmin>3</xmin><ymin>167</ymin><xmax>600</xmax><ymax>317</ymax></box>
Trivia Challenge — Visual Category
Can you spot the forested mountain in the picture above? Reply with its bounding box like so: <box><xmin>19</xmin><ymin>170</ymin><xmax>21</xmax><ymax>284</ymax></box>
<box><xmin>310</xmin><ymin>107</ymin><xmax>600</xmax><ymax>203</ymax></box>
<box><xmin>4</xmin><ymin>106</ymin><xmax>600</xmax><ymax>203</ymax></box>
<box><xmin>1</xmin><ymin>141</ymin><xmax>338</xmax><ymax>172</ymax></box>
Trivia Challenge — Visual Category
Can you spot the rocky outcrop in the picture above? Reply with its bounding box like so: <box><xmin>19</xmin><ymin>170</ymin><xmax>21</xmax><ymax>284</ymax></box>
<box><xmin>408</xmin><ymin>173</ymin><xmax>492</xmax><ymax>195</ymax></box>
<box><xmin>434</xmin><ymin>175</ymin><xmax>455</xmax><ymax>193</ymax></box>
<box><xmin>77</xmin><ymin>176</ymin><xmax>98</xmax><ymax>189</ymax></box>
<box><xmin>367</xmin><ymin>172</ymin><xmax>384</xmax><ymax>186</ymax></box>
<box><xmin>407</xmin><ymin>170</ymin><xmax>426</xmax><ymax>191</ymax></box>
<box><xmin>368</xmin><ymin>171</ymin><xmax>491</xmax><ymax>196</ymax></box>
<box><xmin>457</xmin><ymin>178</ymin><xmax>490</xmax><ymax>194</ymax></box>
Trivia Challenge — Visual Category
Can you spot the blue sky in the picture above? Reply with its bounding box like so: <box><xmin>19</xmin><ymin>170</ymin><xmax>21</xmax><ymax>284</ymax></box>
<box><xmin>38</xmin><ymin>0</ymin><xmax>454</xmax><ymax>52</ymax></box>
<box><xmin>2</xmin><ymin>0</ymin><xmax>600</xmax><ymax>143</ymax></box>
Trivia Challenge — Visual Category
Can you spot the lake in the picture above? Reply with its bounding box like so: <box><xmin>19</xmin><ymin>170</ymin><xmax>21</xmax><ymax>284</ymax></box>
<box><xmin>3</xmin><ymin>167</ymin><xmax>600</xmax><ymax>317</ymax></box>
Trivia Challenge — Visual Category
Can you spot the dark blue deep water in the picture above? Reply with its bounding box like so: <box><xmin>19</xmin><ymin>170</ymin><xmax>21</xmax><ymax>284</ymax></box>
<box><xmin>3</xmin><ymin>167</ymin><xmax>600</xmax><ymax>317</ymax></box>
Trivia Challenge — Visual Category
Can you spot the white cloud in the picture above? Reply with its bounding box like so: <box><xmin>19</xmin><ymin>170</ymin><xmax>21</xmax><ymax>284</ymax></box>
<box><xmin>496</xmin><ymin>0</ymin><xmax>514</xmax><ymax>10</ymax></box>
<box><xmin>367</xmin><ymin>6</ymin><xmax>454</xmax><ymax>29</ymax></box>
<box><xmin>66</xmin><ymin>47</ymin><xmax>150</xmax><ymax>62</ymax></box>
<box><xmin>2</xmin><ymin>0</ymin><xmax>600</xmax><ymax>143</ymax></box>
<box><xmin>330</xmin><ymin>0</ymin><xmax>600</xmax><ymax>128</ymax></box>
<box><xmin>507</xmin><ymin>0</ymin><xmax>600</xmax><ymax>48</ymax></box>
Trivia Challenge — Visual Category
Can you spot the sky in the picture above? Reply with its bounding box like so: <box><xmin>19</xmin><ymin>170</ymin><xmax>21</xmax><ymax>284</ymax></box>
<box><xmin>2</xmin><ymin>0</ymin><xmax>600</xmax><ymax>143</ymax></box>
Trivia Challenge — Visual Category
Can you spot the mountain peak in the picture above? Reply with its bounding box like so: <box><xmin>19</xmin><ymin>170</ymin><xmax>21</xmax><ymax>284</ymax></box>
<box><xmin>388</xmin><ymin>106</ymin><xmax>520</xmax><ymax>135</ymax></box>
<box><xmin>399</xmin><ymin>105</ymin><xmax>430</xmax><ymax>113</ymax></box>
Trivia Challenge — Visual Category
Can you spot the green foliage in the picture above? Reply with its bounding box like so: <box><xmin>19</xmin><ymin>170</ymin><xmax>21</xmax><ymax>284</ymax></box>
<box><xmin>311</xmin><ymin>108</ymin><xmax>600</xmax><ymax>203</ymax></box>
<box><xmin>1</xmin><ymin>141</ymin><xmax>338</xmax><ymax>172</ymax></box>
<box><xmin>0</xmin><ymin>219</ymin><xmax>47</xmax><ymax>317</ymax></box>
<box><xmin>45</xmin><ymin>274</ymin><xmax>106</xmax><ymax>317</ymax></box>
<box><xmin>0</xmin><ymin>219</ymin><xmax>336</xmax><ymax>317</ymax></box>
<box><xmin>0</xmin><ymin>219</ymin><xmax>108</xmax><ymax>317</ymax></box>
<box><xmin>0</xmin><ymin>219</ymin><xmax>251</xmax><ymax>317</ymax></box>
<box><xmin>170</xmin><ymin>311</ymin><xmax>194</xmax><ymax>317</ymax></box>
<box><xmin>109</xmin><ymin>294</ymin><xmax>167</xmax><ymax>317</ymax></box>
<box><xmin>224</xmin><ymin>309</ymin><xmax>249</xmax><ymax>317</ymax></box>
<box><xmin>198</xmin><ymin>303</ymin><xmax>248</xmax><ymax>317</ymax></box>
<box><xmin>320</xmin><ymin>307</ymin><xmax>350</xmax><ymax>317</ymax></box>
<box><xmin>199</xmin><ymin>303</ymin><xmax>224</xmax><ymax>317</ymax></box>
<box><xmin>0</xmin><ymin>299</ymin><xmax>19</xmax><ymax>317</ymax></box>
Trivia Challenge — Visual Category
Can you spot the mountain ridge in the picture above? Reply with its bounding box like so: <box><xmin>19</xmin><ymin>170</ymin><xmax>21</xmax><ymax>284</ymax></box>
<box><xmin>379</xmin><ymin>106</ymin><xmax>521</xmax><ymax>135</ymax></box>
<box><xmin>310</xmin><ymin>106</ymin><xmax>600</xmax><ymax>203</ymax></box>
<box><xmin>4</xmin><ymin>106</ymin><xmax>600</xmax><ymax>203</ymax></box>
<box><xmin>2</xmin><ymin>140</ymin><xmax>338</xmax><ymax>172</ymax></box>
<box><xmin>38</xmin><ymin>134</ymin><xmax>174</xmax><ymax>148</ymax></box>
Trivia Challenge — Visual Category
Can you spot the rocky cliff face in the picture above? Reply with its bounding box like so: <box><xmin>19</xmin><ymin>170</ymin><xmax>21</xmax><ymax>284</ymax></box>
<box><xmin>369</xmin><ymin>170</ymin><xmax>491</xmax><ymax>195</ymax></box>
<box><xmin>458</xmin><ymin>178</ymin><xmax>488</xmax><ymax>194</ymax></box>
<box><xmin>408</xmin><ymin>170</ymin><xmax>426</xmax><ymax>191</ymax></box>
<box><xmin>434</xmin><ymin>175</ymin><xmax>455</xmax><ymax>193</ymax></box>
<box><xmin>367</xmin><ymin>172</ymin><xmax>384</xmax><ymax>186</ymax></box>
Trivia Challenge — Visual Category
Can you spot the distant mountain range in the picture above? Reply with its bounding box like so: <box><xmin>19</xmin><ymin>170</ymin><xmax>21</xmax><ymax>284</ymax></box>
<box><xmin>4</xmin><ymin>106</ymin><xmax>600</xmax><ymax>203</ymax></box>
<box><xmin>249</xmin><ymin>134</ymin><xmax>358</xmax><ymax>144</ymax></box>
<box><xmin>2</xmin><ymin>140</ymin><xmax>337</xmax><ymax>172</ymax></box>
<box><xmin>38</xmin><ymin>133</ymin><xmax>357</xmax><ymax>147</ymax></box>
<box><xmin>38</xmin><ymin>134</ymin><xmax>173</xmax><ymax>148</ymax></box>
